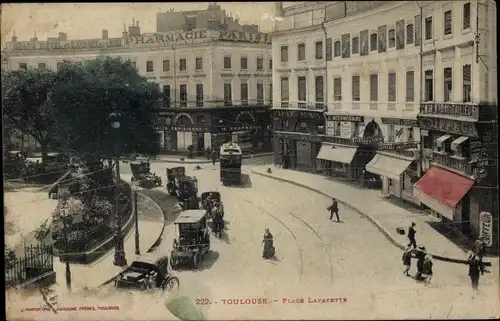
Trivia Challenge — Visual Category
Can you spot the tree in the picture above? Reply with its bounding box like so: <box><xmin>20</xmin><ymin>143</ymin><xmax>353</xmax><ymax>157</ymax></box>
<box><xmin>50</xmin><ymin>57</ymin><xmax>161</xmax><ymax>161</ymax></box>
<box><xmin>1</xmin><ymin>68</ymin><xmax>58</xmax><ymax>161</ymax></box>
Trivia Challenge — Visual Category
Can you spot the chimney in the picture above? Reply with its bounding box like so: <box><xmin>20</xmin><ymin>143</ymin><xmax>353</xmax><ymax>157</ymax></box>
<box><xmin>58</xmin><ymin>32</ymin><xmax>67</xmax><ymax>41</ymax></box>
<box><xmin>102</xmin><ymin>29</ymin><xmax>108</xmax><ymax>39</ymax></box>
<box><xmin>274</xmin><ymin>2</ymin><xmax>284</xmax><ymax>17</ymax></box>
<box><xmin>12</xmin><ymin>30</ymin><xmax>17</xmax><ymax>42</ymax></box>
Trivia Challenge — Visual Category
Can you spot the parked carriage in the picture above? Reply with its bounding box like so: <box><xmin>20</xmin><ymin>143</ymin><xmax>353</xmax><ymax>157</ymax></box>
<box><xmin>130</xmin><ymin>161</ymin><xmax>162</xmax><ymax>188</ymax></box>
<box><xmin>115</xmin><ymin>256</ymin><xmax>179</xmax><ymax>291</ymax></box>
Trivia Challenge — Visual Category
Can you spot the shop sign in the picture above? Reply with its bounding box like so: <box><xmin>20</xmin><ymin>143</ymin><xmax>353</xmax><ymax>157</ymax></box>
<box><xmin>218</xmin><ymin>31</ymin><xmax>271</xmax><ymax>44</ymax></box>
<box><xmin>381</xmin><ymin>117</ymin><xmax>418</xmax><ymax>127</ymax></box>
<box><xmin>126</xmin><ymin>31</ymin><xmax>207</xmax><ymax>46</ymax></box>
<box><xmin>13</xmin><ymin>38</ymin><xmax>122</xmax><ymax>50</ymax></box>
<box><xmin>479</xmin><ymin>212</ymin><xmax>493</xmax><ymax>247</ymax></box>
<box><xmin>170</xmin><ymin>126</ymin><xmax>207</xmax><ymax>132</ymax></box>
<box><xmin>420</xmin><ymin>103</ymin><xmax>479</xmax><ymax>119</ymax></box>
<box><xmin>326</xmin><ymin>115</ymin><xmax>363</xmax><ymax>122</ymax></box>
<box><xmin>275</xmin><ymin>132</ymin><xmax>323</xmax><ymax>142</ymax></box>
<box><xmin>378</xmin><ymin>142</ymin><xmax>418</xmax><ymax>151</ymax></box>
<box><xmin>419</xmin><ymin>118</ymin><xmax>478</xmax><ymax>136</ymax></box>
<box><xmin>229</xmin><ymin>125</ymin><xmax>257</xmax><ymax>131</ymax></box>
<box><xmin>272</xmin><ymin>110</ymin><xmax>298</xmax><ymax>118</ymax></box>
<box><xmin>352</xmin><ymin>136</ymin><xmax>383</xmax><ymax>144</ymax></box>
<box><xmin>298</xmin><ymin>111</ymin><xmax>323</xmax><ymax>120</ymax></box>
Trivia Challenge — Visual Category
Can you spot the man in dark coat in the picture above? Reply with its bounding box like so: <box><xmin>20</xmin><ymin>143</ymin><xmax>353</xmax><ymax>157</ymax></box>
<box><xmin>211</xmin><ymin>149</ymin><xmax>217</xmax><ymax>165</ymax></box>
<box><xmin>468</xmin><ymin>253</ymin><xmax>484</xmax><ymax>290</ymax></box>
<box><xmin>262</xmin><ymin>228</ymin><xmax>274</xmax><ymax>258</ymax></box>
<box><xmin>407</xmin><ymin>222</ymin><xmax>417</xmax><ymax>248</ymax></box>
<box><xmin>327</xmin><ymin>198</ymin><xmax>340</xmax><ymax>222</ymax></box>
<box><xmin>415</xmin><ymin>246</ymin><xmax>426</xmax><ymax>281</ymax></box>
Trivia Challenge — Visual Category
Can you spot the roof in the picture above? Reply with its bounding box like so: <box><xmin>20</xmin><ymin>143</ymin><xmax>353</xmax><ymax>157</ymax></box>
<box><xmin>174</xmin><ymin>210</ymin><xmax>206</xmax><ymax>224</ymax></box>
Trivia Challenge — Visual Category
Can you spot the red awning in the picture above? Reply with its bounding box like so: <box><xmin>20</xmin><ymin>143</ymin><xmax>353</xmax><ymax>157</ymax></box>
<box><xmin>415</xmin><ymin>167</ymin><xmax>475</xmax><ymax>208</ymax></box>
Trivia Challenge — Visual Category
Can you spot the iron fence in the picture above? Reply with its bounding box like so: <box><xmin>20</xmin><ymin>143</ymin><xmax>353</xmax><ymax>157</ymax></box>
<box><xmin>5</xmin><ymin>244</ymin><xmax>53</xmax><ymax>289</ymax></box>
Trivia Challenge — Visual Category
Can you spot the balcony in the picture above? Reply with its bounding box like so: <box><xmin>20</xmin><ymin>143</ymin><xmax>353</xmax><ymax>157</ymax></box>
<box><xmin>275</xmin><ymin>101</ymin><xmax>325</xmax><ymax>111</ymax></box>
<box><xmin>157</xmin><ymin>99</ymin><xmax>271</xmax><ymax>109</ymax></box>
<box><xmin>431</xmin><ymin>151</ymin><xmax>473</xmax><ymax>176</ymax></box>
<box><xmin>326</xmin><ymin>102</ymin><xmax>419</xmax><ymax>116</ymax></box>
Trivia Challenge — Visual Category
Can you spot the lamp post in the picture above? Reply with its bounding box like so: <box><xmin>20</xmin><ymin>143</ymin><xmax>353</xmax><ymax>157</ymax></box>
<box><xmin>62</xmin><ymin>202</ymin><xmax>72</xmax><ymax>291</ymax></box>
<box><xmin>132</xmin><ymin>185</ymin><xmax>140</xmax><ymax>255</ymax></box>
<box><xmin>109</xmin><ymin>111</ymin><xmax>127</xmax><ymax>267</ymax></box>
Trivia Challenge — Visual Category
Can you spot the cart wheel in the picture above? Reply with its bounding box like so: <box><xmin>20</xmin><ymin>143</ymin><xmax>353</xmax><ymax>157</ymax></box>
<box><xmin>165</xmin><ymin>276</ymin><xmax>180</xmax><ymax>291</ymax></box>
<box><xmin>193</xmin><ymin>252</ymin><xmax>200</xmax><ymax>268</ymax></box>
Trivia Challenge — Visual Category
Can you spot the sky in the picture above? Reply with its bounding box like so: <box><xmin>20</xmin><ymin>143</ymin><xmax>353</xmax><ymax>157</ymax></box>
<box><xmin>1</xmin><ymin>2</ymin><xmax>298</xmax><ymax>44</ymax></box>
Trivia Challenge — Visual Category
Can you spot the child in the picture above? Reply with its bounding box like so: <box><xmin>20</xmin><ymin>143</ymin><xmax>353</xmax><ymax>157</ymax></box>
<box><xmin>422</xmin><ymin>255</ymin><xmax>433</xmax><ymax>286</ymax></box>
<box><xmin>402</xmin><ymin>247</ymin><xmax>412</xmax><ymax>276</ymax></box>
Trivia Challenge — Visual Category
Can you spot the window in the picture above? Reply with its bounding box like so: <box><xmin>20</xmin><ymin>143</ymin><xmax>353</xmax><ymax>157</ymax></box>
<box><xmin>38</xmin><ymin>62</ymin><xmax>46</xmax><ymax>69</ymax></box>
<box><xmin>388</xmin><ymin>125</ymin><xmax>395</xmax><ymax>142</ymax></box>
<box><xmin>280</xmin><ymin>46</ymin><xmax>288</xmax><ymax>62</ymax></box>
<box><xmin>131</xmin><ymin>61</ymin><xmax>137</xmax><ymax>69</ymax></box>
<box><xmin>180</xmin><ymin>84</ymin><xmax>187</xmax><ymax>107</ymax></box>
<box><xmin>224</xmin><ymin>84</ymin><xmax>232</xmax><ymax>106</ymax></box>
<box><xmin>56</xmin><ymin>62</ymin><xmax>63</xmax><ymax>71</ymax></box>
<box><xmin>224</xmin><ymin>56</ymin><xmax>231</xmax><ymax>69</ymax></box>
<box><xmin>298</xmin><ymin>43</ymin><xmax>306</xmax><ymax>61</ymax></box>
<box><xmin>298</xmin><ymin>76</ymin><xmax>307</xmax><ymax>102</ymax></box>
<box><xmin>334</xmin><ymin>41</ymin><xmax>341</xmax><ymax>57</ymax></box>
<box><xmin>370</xmin><ymin>74</ymin><xmax>378</xmax><ymax>102</ymax></box>
<box><xmin>370</xmin><ymin>34</ymin><xmax>377</xmax><ymax>51</ymax></box>
<box><xmin>163</xmin><ymin>85</ymin><xmax>171</xmax><ymax>108</ymax></box>
<box><xmin>280</xmin><ymin>77</ymin><xmax>289</xmax><ymax>107</ymax></box>
<box><xmin>463</xmin><ymin>3</ymin><xmax>471</xmax><ymax>29</ymax></box>
<box><xmin>424</xmin><ymin>70</ymin><xmax>434</xmax><ymax>101</ymax></box>
<box><xmin>240</xmin><ymin>57</ymin><xmax>248</xmax><ymax>70</ymax></box>
<box><xmin>257</xmin><ymin>57</ymin><xmax>263</xmax><ymax>70</ymax></box>
<box><xmin>146</xmin><ymin>60</ymin><xmax>154</xmax><ymax>72</ymax></box>
<box><xmin>333</xmin><ymin>77</ymin><xmax>342</xmax><ymax>101</ymax></box>
<box><xmin>388</xmin><ymin>72</ymin><xmax>396</xmax><ymax>102</ymax></box>
<box><xmin>444</xmin><ymin>67</ymin><xmax>452</xmax><ymax>101</ymax></box>
<box><xmin>388</xmin><ymin>29</ymin><xmax>396</xmax><ymax>48</ymax></box>
<box><xmin>425</xmin><ymin>17</ymin><xmax>433</xmax><ymax>40</ymax></box>
<box><xmin>163</xmin><ymin>59</ymin><xmax>170</xmax><ymax>72</ymax></box>
<box><xmin>352</xmin><ymin>75</ymin><xmax>360</xmax><ymax>101</ymax></box>
<box><xmin>326</xmin><ymin>38</ymin><xmax>332</xmax><ymax>61</ymax></box>
<box><xmin>352</xmin><ymin>37</ymin><xmax>359</xmax><ymax>54</ymax></box>
<box><xmin>315</xmin><ymin>41</ymin><xmax>323</xmax><ymax>60</ymax></box>
<box><xmin>415</xmin><ymin>15</ymin><xmax>421</xmax><ymax>46</ymax></box>
<box><xmin>444</xmin><ymin>10</ymin><xmax>452</xmax><ymax>35</ymax></box>
<box><xmin>406</xmin><ymin>71</ymin><xmax>414</xmax><ymax>102</ymax></box>
<box><xmin>19</xmin><ymin>63</ymin><xmax>28</xmax><ymax>70</ymax></box>
<box><xmin>179</xmin><ymin>58</ymin><xmax>187</xmax><ymax>71</ymax></box>
<box><xmin>257</xmin><ymin>83</ymin><xmax>264</xmax><ymax>104</ymax></box>
<box><xmin>269</xmin><ymin>59</ymin><xmax>273</xmax><ymax>69</ymax></box>
<box><xmin>240</xmin><ymin>83</ymin><xmax>248</xmax><ymax>105</ymax></box>
<box><xmin>195</xmin><ymin>57</ymin><xmax>203</xmax><ymax>70</ymax></box>
<box><xmin>406</xmin><ymin>24</ymin><xmax>414</xmax><ymax>44</ymax></box>
<box><xmin>463</xmin><ymin>65</ymin><xmax>471</xmax><ymax>103</ymax></box>
<box><xmin>196</xmin><ymin>84</ymin><xmax>204</xmax><ymax>107</ymax></box>
<box><xmin>269</xmin><ymin>84</ymin><xmax>273</xmax><ymax>102</ymax></box>
<box><xmin>315</xmin><ymin>76</ymin><xmax>324</xmax><ymax>108</ymax></box>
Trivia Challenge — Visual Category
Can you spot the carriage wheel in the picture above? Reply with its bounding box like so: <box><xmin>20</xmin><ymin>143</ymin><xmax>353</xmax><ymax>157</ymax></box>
<box><xmin>193</xmin><ymin>252</ymin><xmax>200</xmax><ymax>268</ymax></box>
<box><xmin>164</xmin><ymin>276</ymin><xmax>180</xmax><ymax>291</ymax></box>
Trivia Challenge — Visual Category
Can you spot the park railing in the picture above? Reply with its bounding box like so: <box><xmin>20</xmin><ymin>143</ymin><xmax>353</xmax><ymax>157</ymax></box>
<box><xmin>5</xmin><ymin>243</ymin><xmax>54</xmax><ymax>289</ymax></box>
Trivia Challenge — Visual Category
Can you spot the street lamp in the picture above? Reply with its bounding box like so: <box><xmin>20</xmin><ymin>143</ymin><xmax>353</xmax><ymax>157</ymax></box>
<box><xmin>132</xmin><ymin>185</ymin><xmax>140</xmax><ymax>255</ymax></box>
<box><xmin>61</xmin><ymin>201</ymin><xmax>72</xmax><ymax>291</ymax></box>
<box><xmin>109</xmin><ymin>111</ymin><xmax>127</xmax><ymax>267</ymax></box>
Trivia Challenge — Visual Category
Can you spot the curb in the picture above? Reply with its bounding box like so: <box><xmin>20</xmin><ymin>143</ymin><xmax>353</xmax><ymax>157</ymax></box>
<box><xmin>153</xmin><ymin>152</ymin><xmax>273</xmax><ymax>164</ymax></box>
<box><xmin>251</xmin><ymin>169</ymin><xmax>491</xmax><ymax>266</ymax></box>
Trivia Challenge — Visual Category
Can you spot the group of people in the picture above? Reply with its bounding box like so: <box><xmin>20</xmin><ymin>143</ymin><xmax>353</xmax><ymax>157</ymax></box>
<box><xmin>205</xmin><ymin>195</ymin><xmax>224</xmax><ymax>235</ymax></box>
<box><xmin>402</xmin><ymin>245</ymin><xmax>434</xmax><ymax>285</ymax></box>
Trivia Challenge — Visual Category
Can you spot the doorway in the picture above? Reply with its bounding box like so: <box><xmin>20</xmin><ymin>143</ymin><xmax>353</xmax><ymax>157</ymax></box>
<box><xmin>197</xmin><ymin>133</ymin><xmax>205</xmax><ymax>152</ymax></box>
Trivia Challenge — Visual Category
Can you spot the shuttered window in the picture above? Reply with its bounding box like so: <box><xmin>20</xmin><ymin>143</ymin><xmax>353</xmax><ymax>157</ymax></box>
<box><xmin>406</xmin><ymin>71</ymin><xmax>414</xmax><ymax>102</ymax></box>
<box><xmin>298</xmin><ymin>43</ymin><xmax>306</xmax><ymax>61</ymax></box>
<box><xmin>224</xmin><ymin>56</ymin><xmax>231</xmax><ymax>69</ymax></box>
<box><xmin>298</xmin><ymin>76</ymin><xmax>307</xmax><ymax>101</ymax></box>
<box><xmin>315</xmin><ymin>76</ymin><xmax>324</xmax><ymax>105</ymax></box>
<box><xmin>463</xmin><ymin>65</ymin><xmax>471</xmax><ymax>103</ymax></box>
<box><xmin>240</xmin><ymin>57</ymin><xmax>248</xmax><ymax>70</ymax></box>
<box><xmin>444</xmin><ymin>67</ymin><xmax>452</xmax><ymax>101</ymax></box>
<box><xmin>257</xmin><ymin>57</ymin><xmax>264</xmax><ymax>70</ymax></box>
<box><xmin>146</xmin><ymin>61</ymin><xmax>154</xmax><ymax>72</ymax></box>
<box><xmin>407</xmin><ymin>24</ymin><xmax>414</xmax><ymax>44</ymax></box>
<box><xmin>388</xmin><ymin>29</ymin><xmax>396</xmax><ymax>48</ymax></box>
<box><xmin>352</xmin><ymin>75</ymin><xmax>360</xmax><ymax>101</ymax></box>
<box><xmin>334</xmin><ymin>41</ymin><xmax>341</xmax><ymax>57</ymax></box>
<box><xmin>280</xmin><ymin>46</ymin><xmax>288</xmax><ymax>62</ymax></box>
<box><xmin>425</xmin><ymin>17</ymin><xmax>433</xmax><ymax>40</ymax></box>
<box><xmin>196</xmin><ymin>58</ymin><xmax>203</xmax><ymax>70</ymax></box>
<box><xmin>415</xmin><ymin>15</ymin><xmax>421</xmax><ymax>46</ymax></box>
<box><xmin>326</xmin><ymin>38</ymin><xmax>333</xmax><ymax>61</ymax></box>
<box><xmin>425</xmin><ymin>70</ymin><xmax>434</xmax><ymax>101</ymax></box>
<box><xmin>224</xmin><ymin>84</ymin><xmax>232</xmax><ymax>106</ymax></box>
<box><xmin>180</xmin><ymin>84</ymin><xmax>187</xmax><ymax>107</ymax></box>
<box><xmin>241</xmin><ymin>83</ymin><xmax>248</xmax><ymax>105</ymax></box>
<box><xmin>352</xmin><ymin>37</ymin><xmax>359</xmax><ymax>54</ymax></box>
<box><xmin>196</xmin><ymin>84</ymin><xmax>204</xmax><ymax>107</ymax></box>
<box><xmin>388</xmin><ymin>72</ymin><xmax>396</xmax><ymax>102</ymax></box>
<box><xmin>370</xmin><ymin>34</ymin><xmax>377</xmax><ymax>51</ymax></box>
<box><xmin>280</xmin><ymin>77</ymin><xmax>289</xmax><ymax>107</ymax></box>
<box><xmin>463</xmin><ymin>3</ymin><xmax>471</xmax><ymax>29</ymax></box>
<box><xmin>444</xmin><ymin>10</ymin><xmax>452</xmax><ymax>35</ymax></box>
<box><xmin>257</xmin><ymin>83</ymin><xmax>264</xmax><ymax>104</ymax></box>
<box><xmin>333</xmin><ymin>77</ymin><xmax>342</xmax><ymax>101</ymax></box>
<box><xmin>370</xmin><ymin>74</ymin><xmax>378</xmax><ymax>101</ymax></box>
<box><xmin>163</xmin><ymin>59</ymin><xmax>170</xmax><ymax>72</ymax></box>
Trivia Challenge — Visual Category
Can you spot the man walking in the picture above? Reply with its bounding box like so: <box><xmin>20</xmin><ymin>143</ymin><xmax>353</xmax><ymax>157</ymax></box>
<box><xmin>211</xmin><ymin>149</ymin><xmax>217</xmax><ymax>165</ymax></box>
<box><xmin>467</xmin><ymin>252</ymin><xmax>484</xmax><ymax>290</ymax></box>
<box><xmin>407</xmin><ymin>222</ymin><xmax>417</xmax><ymax>248</ymax></box>
<box><xmin>327</xmin><ymin>198</ymin><xmax>340</xmax><ymax>222</ymax></box>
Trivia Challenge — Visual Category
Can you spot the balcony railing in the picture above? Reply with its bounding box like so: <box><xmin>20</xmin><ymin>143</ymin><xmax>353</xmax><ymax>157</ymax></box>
<box><xmin>157</xmin><ymin>99</ymin><xmax>271</xmax><ymax>109</ymax></box>
<box><xmin>431</xmin><ymin>151</ymin><xmax>473</xmax><ymax>176</ymax></box>
<box><xmin>275</xmin><ymin>101</ymin><xmax>325</xmax><ymax>110</ymax></box>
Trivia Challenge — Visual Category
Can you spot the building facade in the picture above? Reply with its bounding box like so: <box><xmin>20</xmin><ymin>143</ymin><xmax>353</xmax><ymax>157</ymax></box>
<box><xmin>272</xmin><ymin>0</ymin><xmax>498</xmax><ymax>252</ymax></box>
<box><xmin>3</xmin><ymin>8</ymin><xmax>273</xmax><ymax>155</ymax></box>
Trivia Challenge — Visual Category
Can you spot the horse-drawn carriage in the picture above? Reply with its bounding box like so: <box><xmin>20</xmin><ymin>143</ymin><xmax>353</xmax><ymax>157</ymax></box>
<box><xmin>166</xmin><ymin>167</ymin><xmax>201</xmax><ymax>210</ymax></box>
<box><xmin>130</xmin><ymin>161</ymin><xmax>162</xmax><ymax>188</ymax></box>
<box><xmin>201</xmin><ymin>191</ymin><xmax>225</xmax><ymax>238</ymax></box>
<box><xmin>170</xmin><ymin>210</ymin><xmax>211</xmax><ymax>269</ymax></box>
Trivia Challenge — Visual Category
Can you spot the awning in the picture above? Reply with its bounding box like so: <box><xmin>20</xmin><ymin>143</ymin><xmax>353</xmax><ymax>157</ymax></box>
<box><xmin>414</xmin><ymin>167</ymin><xmax>475</xmax><ymax>220</ymax></box>
<box><xmin>365</xmin><ymin>154</ymin><xmax>412</xmax><ymax>181</ymax></box>
<box><xmin>317</xmin><ymin>144</ymin><xmax>357</xmax><ymax>164</ymax></box>
<box><xmin>451</xmin><ymin>136</ymin><xmax>469</xmax><ymax>150</ymax></box>
<box><xmin>436</xmin><ymin>134</ymin><xmax>452</xmax><ymax>145</ymax></box>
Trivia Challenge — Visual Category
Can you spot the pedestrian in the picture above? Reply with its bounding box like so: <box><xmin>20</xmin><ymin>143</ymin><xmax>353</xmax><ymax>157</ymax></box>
<box><xmin>327</xmin><ymin>198</ymin><xmax>340</xmax><ymax>222</ymax></box>
<box><xmin>407</xmin><ymin>222</ymin><xmax>417</xmax><ymax>248</ymax></box>
<box><xmin>402</xmin><ymin>246</ymin><xmax>412</xmax><ymax>276</ymax></box>
<box><xmin>211</xmin><ymin>149</ymin><xmax>217</xmax><ymax>165</ymax></box>
<box><xmin>415</xmin><ymin>246</ymin><xmax>426</xmax><ymax>281</ymax></box>
<box><xmin>467</xmin><ymin>253</ymin><xmax>484</xmax><ymax>290</ymax></box>
<box><xmin>422</xmin><ymin>255</ymin><xmax>433</xmax><ymax>286</ymax></box>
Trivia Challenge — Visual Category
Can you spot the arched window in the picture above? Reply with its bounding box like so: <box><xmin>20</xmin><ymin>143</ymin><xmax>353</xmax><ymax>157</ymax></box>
<box><xmin>370</xmin><ymin>33</ymin><xmax>377</xmax><ymax>51</ymax></box>
<box><xmin>352</xmin><ymin>37</ymin><xmax>360</xmax><ymax>54</ymax></box>
<box><xmin>388</xmin><ymin>29</ymin><xmax>396</xmax><ymax>48</ymax></box>
<box><xmin>334</xmin><ymin>41</ymin><xmax>341</xmax><ymax>57</ymax></box>
<box><xmin>176</xmin><ymin>115</ymin><xmax>192</xmax><ymax>126</ymax></box>
<box><xmin>406</xmin><ymin>24</ymin><xmax>414</xmax><ymax>44</ymax></box>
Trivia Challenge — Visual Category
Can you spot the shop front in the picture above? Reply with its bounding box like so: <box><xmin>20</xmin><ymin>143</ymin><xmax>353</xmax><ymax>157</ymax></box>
<box><xmin>316</xmin><ymin>143</ymin><xmax>358</xmax><ymax>179</ymax></box>
<box><xmin>414</xmin><ymin>166</ymin><xmax>475</xmax><ymax>229</ymax></box>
